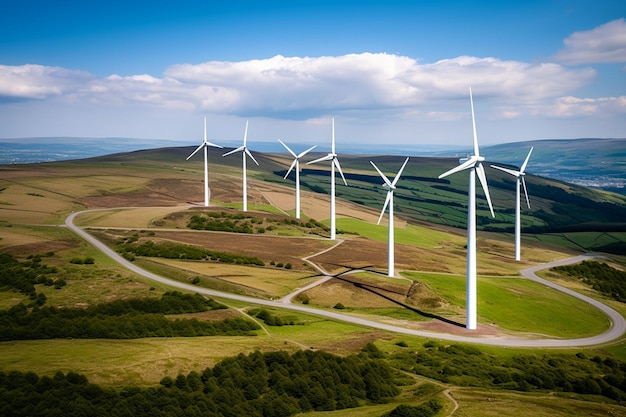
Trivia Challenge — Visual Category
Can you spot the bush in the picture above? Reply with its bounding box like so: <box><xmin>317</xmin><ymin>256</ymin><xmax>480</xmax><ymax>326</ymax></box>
<box><xmin>333</xmin><ymin>303</ymin><xmax>345</xmax><ymax>310</ymax></box>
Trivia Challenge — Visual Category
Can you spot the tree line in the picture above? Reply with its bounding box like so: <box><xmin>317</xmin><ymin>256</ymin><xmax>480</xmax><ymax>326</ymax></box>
<box><xmin>0</xmin><ymin>348</ymin><xmax>414</xmax><ymax>417</ymax></box>
<box><xmin>391</xmin><ymin>340</ymin><xmax>626</xmax><ymax>401</ymax></box>
<box><xmin>118</xmin><ymin>240</ymin><xmax>265</xmax><ymax>266</ymax></box>
<box><xmin>551</xmin><ymin>261</ymin><xmax>626</xmax><ymax>302</ymax></box>
<box><xmin>0</xmin><ymin>292</ymin><xmax>259</xmax><ymax>341</ymax></box>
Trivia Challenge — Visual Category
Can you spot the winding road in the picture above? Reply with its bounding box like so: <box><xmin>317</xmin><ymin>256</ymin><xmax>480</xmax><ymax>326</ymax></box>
<box><xmin>66</xmin><ymin>210</ymin><xmax>626</xmax><ymax>348</ymax></box>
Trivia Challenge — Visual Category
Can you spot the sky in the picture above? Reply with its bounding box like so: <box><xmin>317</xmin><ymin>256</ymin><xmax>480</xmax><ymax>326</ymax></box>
<box><xmin>0</xmin><ymin>0</ymin><xmax>625</xmax><ymax>148</ymax></box>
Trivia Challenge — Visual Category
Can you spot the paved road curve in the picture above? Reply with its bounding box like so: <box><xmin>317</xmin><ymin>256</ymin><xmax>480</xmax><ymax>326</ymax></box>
<box><xmin>66</xmin><ymin>210</ymin><xmax>626</xmax><ymax>348</ymax></box>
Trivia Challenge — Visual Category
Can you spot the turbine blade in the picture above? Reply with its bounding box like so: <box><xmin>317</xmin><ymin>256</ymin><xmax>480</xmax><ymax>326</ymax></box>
<box><xmin>476</xmin><ymin>162</ymin><xmax>495</xmax><ymax>218</ymax></box>
<box><xmin>490</xmin><ymin>164</ymin><xmax>520</xmax><ymax>177</ymax></box>
<box><xmin>469</xmin><ymin>86</ymin><xmax>480</xmax><ymax>157</ymax></box>
<box><xmin>279</xmin><ymin>139</ymin><xmax>297</xmax><ymax>158</ymax></box>
<box><xmin>377</xmin><ymin>191</ymin><xmax>391</xmax><ymax>225</ymax></box>
<box><xmin>521</xmin><ymin>177</ymin><xmax>531</xmax><ymax>209</ymax></box>
<box><xmin>245</xmin><ymin>148</ymin><xmax>259</xmax><ymax>166</ymax></box>
<box><xmin>438</xmin><ymin>157</ymin><xmax>477</xmax><ymax>179</ymax></box>
<box><xmin>391</xmin><ymin>157</ymin><xmax>409</xmax><ymax>187</ymax></box>
<box><xmin>223</xmin><ymin>146</ymin><xmax>244</xmax><ymax>157</ymax></box>
<box><xmin>297</xmin><ymin>145</ymin><xmax>317</xmax><ymax>158</ymax></box>
<box><xmin>331</xmin><ymin>118</ymin><xmax>335</xmax><ymax>154</ymax></box>
<box><xmin>370</xmin><ymin>161</ymin><xmax>393</xmax><ymax>188</ymax></box>
<box><xmin>307</xmin><ymin>154</ymin><xmax>333</xmax><ymax>165</ymax></box>
<box><xmin>203</xmin><ymin>116</ymin><xmax>207</xmax><ymax>143</ymax></box>
<box><xmin>284</xmin><ymin>159</ymin><xmax>297</xmax><ymax>179</ymax></box>
<box><xmin>520</xmin><ymin>146</ymin><xmax>534</xmax><ymax>173</ymax></box>
<box><xmin>206</xmin><ymin>141</ymin><xmax>222</xmax><ymax>149</ymax></box>
<box><xmin>243</xmin><ymin>120</ymin><xmax>249</xmax><ymax>147</ymax></box>
<box><xmin>187</xmin><ymin>143</ymin><xmax>204</xmax><ymax>160</ymax></box>
<box><xmin>334</xmin><ymin>158</ymin><xmax>347</xmax><ymax>186</ymax></box>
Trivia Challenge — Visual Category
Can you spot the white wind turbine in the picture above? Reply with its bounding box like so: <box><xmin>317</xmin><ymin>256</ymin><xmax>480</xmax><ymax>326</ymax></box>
<box><xmin>307</xmin><ymin>118</ymin><xmax>347</xmax><ymax>240</ymax></box>
<box><xmin>186</xmin><ymin>117</ymin><xmax>223</xmax><ymax>206</ymax></box>
<box><xmin>438</xmin><ymin>87</ymin><xmax>495</xmax><ymax>330</ymax></box>
<box><xmin>491</xmin><ymin>147</ymin><xmax>533</xmax><ymax>261</ymax></box>
<box><xmin>370</xmin><ymin>157</ymin><xmax>409</xmax><ymax>277</ymax></box>
<box><xmin>222</xmin><ymin>120</ymin><xmax>259</xmax><ymax>212</ymax></box>
<box><xmin>279</xmin><ymin>140</ymin><xmax>316</xmax><ymax>219</ymax></box>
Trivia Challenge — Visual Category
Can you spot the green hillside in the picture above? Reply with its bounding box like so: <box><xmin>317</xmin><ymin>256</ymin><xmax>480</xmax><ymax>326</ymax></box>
<box><xmin>81</xmin><ymin>145</ymin><xmax>626</xmax><ymax>254</ymax></box>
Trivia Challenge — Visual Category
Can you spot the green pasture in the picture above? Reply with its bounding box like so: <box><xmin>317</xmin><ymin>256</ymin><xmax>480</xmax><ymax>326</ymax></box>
<box><xmin>449</xmin><ymin>388</ymin><xmax>626</xmax><ymax>417</ymax></box>
<box><xmin>336</xmin><ymin>217</ymin><xmax>464</xmax><ymax>248</ymax></box>
<box><xmin>154</xmin><ymin>258</ymin><xmax>321</xmax><ymax>298</ymax></box>
<box><xmin>402</xmin><ymin>272</ymin><xmax>610</xmax><ymax>338</ymax></box>
<box><xmin>0</xmin><ymin>318</ymin><xmax>378</xmax><ymax>387</ymax></box>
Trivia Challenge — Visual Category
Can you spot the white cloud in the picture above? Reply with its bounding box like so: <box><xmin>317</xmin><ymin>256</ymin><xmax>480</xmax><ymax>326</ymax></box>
<box><xmin>0</xmin><ymin>52</ymin><xmax>621</xmax><ymax>138</ymax></box>
<box><xmin>0</xmin><ymin>64</ymin><xmax>92</xmax><ymax>100</ymax></box>
<box><xmin>554</xmin><ymin>18</ymin><xmax>626</xmax><ymax>65</ymax></box>
<box><xmin>546</xmin><ymin>95</ymin><xmax>626</xmax><ymax>117</ymax></box>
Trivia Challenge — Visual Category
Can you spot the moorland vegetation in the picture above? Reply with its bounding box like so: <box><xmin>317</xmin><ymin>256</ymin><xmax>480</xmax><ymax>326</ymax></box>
<box><xmin>1</xmin><ymin>146</ymin><xmax>626</xmax><ymax>416</ymax></box>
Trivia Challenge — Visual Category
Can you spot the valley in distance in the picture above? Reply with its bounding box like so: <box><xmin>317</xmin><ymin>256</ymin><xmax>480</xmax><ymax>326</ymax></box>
<box><xmin>1</xmin><ymin>137</ymin><xmax>626</xmax><ymax>416</ymax></box>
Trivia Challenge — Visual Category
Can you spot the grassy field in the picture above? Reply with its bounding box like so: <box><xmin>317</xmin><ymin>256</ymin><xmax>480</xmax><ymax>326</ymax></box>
<box><xmin>1</xmin><ymin>150</ymin><xmax>626</xmax><ymax>415</ymax></box>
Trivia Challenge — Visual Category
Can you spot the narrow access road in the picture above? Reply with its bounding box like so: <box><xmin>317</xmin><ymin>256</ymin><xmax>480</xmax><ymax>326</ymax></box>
<box><xmin>66</xmin><ymin>210</ymin><xmax>626</xmax><ymax>348</ymax></box>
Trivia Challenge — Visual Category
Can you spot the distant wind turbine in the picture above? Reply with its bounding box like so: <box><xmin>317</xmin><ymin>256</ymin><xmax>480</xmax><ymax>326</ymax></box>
<box><xmin>186</xmin><ymin>117</ymin><xmax>222</xmax><ymax>206</ymax></box>
<box><xmin>370</xmin><ymin>157</ymin><xmax>409</xmax><ymax>277</ymax></box>
<box><xmin>279</xmin><ymin>140</ymin><xmax>316</xmax><ymax>219</ymax></box>
<box><xmin>307</xmin><ymin>118</ymin><xmax>347</xmax><ymax>240</ymax></box>
<box><xmin>438</xmin><ymin>87</ymin><xmax>495</xmax><ymax>330</ymax></box>
<box><xmin>491</xmin><ymin>147</ymin><xmax>533</xmax><ymax>261</ymax></box>
<box><xmin>223</xmin><ymin>120</ymin><xmax>259</xmax><ymax>212</ymax></box>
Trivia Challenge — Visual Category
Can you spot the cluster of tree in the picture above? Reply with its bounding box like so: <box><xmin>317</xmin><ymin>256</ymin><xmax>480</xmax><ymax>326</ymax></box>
<box><xmin>188</xmin><ymin>212</ymin><xmax>329</xmax><ymax>235</ymax></box>
<box><xmin>248</xmin><ymin>308</ymin><xmax>296</xmax><ymax>326</ymax></box>
<box><xmin>188</xmin><ymin>212</ymin><xmax>257</xmax><ymax>233</ymax></box>
<box><xmin>0</xmin><ymin>292</ymin><xmax>259</xmax><ymax>341</ymax></box>
<box><xmin>0</xmin><ymin>252</ymin><xmax>60</xmax><ymax>298</ymax></box>
<box><xmin>551</xmin><ymin>261</ymin><xmax>626</xmax><ymax>302</ymax></box>
<box><xmin>385</xmin><ymin>400</ymin><xmax>442</xmax><ymax>417</ymax></box>
<box><xmin>0</xmin><ymin>349</ymin><xmax>402</xmax><ymax>417</ymax></box>
<box><xmin>392</xmin><ymin>341</ymin><xmax>626</xmax><ymax>401</ymax></box>
<box><xmin>117</xmin><ymin>240</ymin><xmax>265</xmax><ymax>266</ymax></box>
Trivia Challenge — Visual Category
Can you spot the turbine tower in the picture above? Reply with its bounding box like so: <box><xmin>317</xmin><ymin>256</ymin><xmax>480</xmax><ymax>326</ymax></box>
<box><xmin>279</xmin><ymin>140</ymin><xmax>316</xmax><ymax>219</ymax></box>
<box><xmin>438</xmin><ymin>87</ymin><xmax>495</xmax><ymax>330</ymax></box>
<box><xmin>491</xmin><ymin>147</ymin><xmax>533</xmax><ymax>261</ymax></box>
<box><xmin>223</xmin><ymin>120</ymin><xmax>259</xmax><ymax>212</ymax></box>
<box><xmin>307</xmin><ymin>118</ymin><xmax>347</xmax><ymax>240</ymax></box>
<box><xmin>370</xmin><ymin>157</ymin><xmax>409</xmax><ymax>277</ymax></box>
<box><xmin>186</xmin><ymin>117</ymin><xmax>222</xmax><ymax>206</ymax></box>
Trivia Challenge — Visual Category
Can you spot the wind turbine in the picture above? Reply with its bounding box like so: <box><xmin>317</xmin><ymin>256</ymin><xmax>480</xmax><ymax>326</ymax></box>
<box><xmin>223</xmin><ymin>120</ymin><xmax>259</xmax><ymax>212</ymax></box>
<box><xmin>279</xmin><ymin>140</ymin><xmax>316</xmax><ymax>219</ymax></box>
<box><xmin>491</xmin><ymin>147</ymin><xmax>533</xmax><ymax>261</ymax></box>
<box><xmin>307</xmin><ymin>118</ymin><xmax>347</xmax><ymax>240</ymax></box>
<box><xmin>370</xmin><ymin>157</ymin><xmax>409</xmax><ymax>277</ymax></box>
<box><xmin>186</xmin><ymin>117</ymin><xmax>222</xmax><ymax>206</ymax></box>
<box><xmin>438</xmin><ymin>87</ymin><xmax>495</xmax><ymax>330</ymax></box>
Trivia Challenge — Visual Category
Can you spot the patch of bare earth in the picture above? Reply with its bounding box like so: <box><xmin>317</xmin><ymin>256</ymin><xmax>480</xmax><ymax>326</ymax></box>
<box><xmin>80</xmin><ymin>178</ymin><xmax>202</xmax><ymax>208</ymax></box>
<box><xmin>145</xmin><ymin>231</ymin><xmax>331</xmax><ymax>270</ymax></box>
<box><xmin>307</xmin><ymin>237</ymin><xmax>455</xmax><ymax>275</ymax></box>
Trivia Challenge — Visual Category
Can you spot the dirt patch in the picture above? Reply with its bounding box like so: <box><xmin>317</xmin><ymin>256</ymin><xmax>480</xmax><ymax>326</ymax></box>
<box><xmin>136</xmin><ymin>230</ymin><xmax>331</xmax><ymax>270</ymax></box>
<box><xmin>2</xmin><ymin>239</ymin><xmax>76</xmax><ymax>258</ymax></box>
<box><xmin>306</xmin><ymin>237</ymin><xmax>455</xmax><ymax>275</ymax></box>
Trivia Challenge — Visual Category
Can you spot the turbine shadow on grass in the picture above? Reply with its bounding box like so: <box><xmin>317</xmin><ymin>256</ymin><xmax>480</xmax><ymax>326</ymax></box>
<box><xmin>329</xmin><ymin>265</ymin><xmax>465</xmax><ymax>328</ymax></box>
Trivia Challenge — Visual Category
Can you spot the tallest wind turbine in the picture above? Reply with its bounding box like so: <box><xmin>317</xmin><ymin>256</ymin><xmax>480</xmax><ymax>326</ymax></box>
<box><xmin>491</xmin><ymin>147</ymin><xmax>533</xmax><ymax>261</ymax></box>
<box><xmin>186</xmin><ymin>117</ymin><xmax>222</xmax><ymax>206</ymax></box>
<box><xmin>438</xmin><ymin>87</ymin><xmax>495</xmax><ymax>330</ymax></box>
<box><xmin>307</xmin><ymin>118</ymin><xmax>347</xmax><ymax>240</ymax></box>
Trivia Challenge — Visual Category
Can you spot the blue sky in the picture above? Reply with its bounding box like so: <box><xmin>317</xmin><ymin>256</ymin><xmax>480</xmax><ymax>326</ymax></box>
<box><xmin>0</xmin><ymin>0</ymin><xmax>624</xmax><ymax>148</ymax></box>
